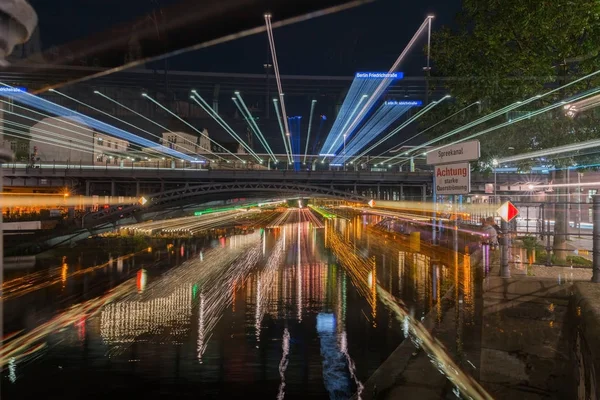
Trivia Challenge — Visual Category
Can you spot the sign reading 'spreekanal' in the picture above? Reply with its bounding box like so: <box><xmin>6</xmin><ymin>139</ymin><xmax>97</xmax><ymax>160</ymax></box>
<box><xmin>426</xmin><ymin>140</ymin><xmax>480</xmax><ymax>165</ymax></box>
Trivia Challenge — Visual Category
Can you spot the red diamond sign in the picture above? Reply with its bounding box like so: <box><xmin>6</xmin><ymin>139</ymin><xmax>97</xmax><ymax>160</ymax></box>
<box><xmin>497</xmin><ymin>201</ymin><xmax>519</xmax><ymax>222</ymax></box>
<box><xmin>368</xmin><ymin>199</ymin><xmax>375</xmax><ymax>208</ymax></box>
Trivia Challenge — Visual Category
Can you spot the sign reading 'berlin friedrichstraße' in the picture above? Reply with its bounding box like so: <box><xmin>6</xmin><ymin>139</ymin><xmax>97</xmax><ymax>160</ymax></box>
<box><xmin>354</xmin><ymin>72</ymin><xmax>404</xmax><ymax>79</ymax></box>
<box><xmin>426</xmin><ymin>140</ymin><xmax>480</xmax><ymax>165</ymax></box>
<box><xmin>435</xmin><ymin>163</ymin><xmax>471</xmax><ymax>195</ymax></box>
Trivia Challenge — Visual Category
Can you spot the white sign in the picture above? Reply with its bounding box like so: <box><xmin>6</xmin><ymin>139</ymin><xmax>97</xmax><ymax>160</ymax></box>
<box><xmin>427</xmin><ymin>140</ymin><xmax>480</xmax><ymax>165</ymax></box>
<box><xmin>435</xmin><ymin>163</ymin><xmax>471</xmax><ymax>195</ymax></box>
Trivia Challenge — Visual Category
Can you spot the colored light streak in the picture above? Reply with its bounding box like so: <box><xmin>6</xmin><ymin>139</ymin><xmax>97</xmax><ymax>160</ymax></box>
<box><xmin>273</xmin><ymin>98</ymin><xmax>293</xmax><ymax>163</ymax></box>
<box><xmin>406</xmin><ymin>67</ymin><xmax>600</xmax><ymax>156</ymax></box>
<box><xmin>356</xmin><ymin>96</ymin><xmax>449</xmax><ymax>163</ymax></box>
<box><xmin>303</xmin><ymin>100</ymin><xmax>317</xmax><ymax>164</ymax></box>
<box><xmin>232</xmin><ymin>92</ymin><xmax>276</xmax><ymax>161</ymax></box>
<box><xmin>0</xmin><ymin>194</ymin><xmax>137</xmax><ymax>209</ymax></box>
<box><xmin>0</xmin><ymin>84</ymin><xmax>195</xmax><ymax>161</ymax></box>
<box><xmin>335</xmin><ymin>17</ymin><xmax>433</xmax><ymax>153</ymax></box>
<box><xmin>388</xmin><ymin>101</ymin><xmax>480</xmax><ymax>155</ymax></box>
<box><xmin>277</xmin><ymin>328</ymin><xmax>290</xmax><ymax>400</ymax></box>
<box><xmin>322</xmin><ymin>93</ymin><xmax>370</xmax><ymax>159</ymax></box>
<box><xmin>52</xmin><ymin>90</ymin><xmax>204</xmax><ymax>157</ymax></box>
<box><xmin>141</xmin><ymin>92</ymin><xmax>226</xmax><ymax>162</ymax></box>
<box><xmin>497</xmin><ymin>137</ymin><xmax>600</xmax><ymax>164</ymax></box>
<box><xmin>191</xmin><ymin>91</ymin><xmax>261</xmax><ymax>162</ymax></box>
<box><xmin>332</xmin><ymin>103</ymin><xmax>412</xmax><ymax>163</ymax></box>
<box><xmin>265</xmin><ymin>14</ymin><xmax>293</xmax><ymax>161</ymax></box>
<box><xmin>426</xmin><ymin>87</ymin><xmax>600</xmax><ymax>156</ymax></box>
<box><xmin>308</xmin><ymin>204</ymin><xmax>336</xmax><ymax>219</ymax></box>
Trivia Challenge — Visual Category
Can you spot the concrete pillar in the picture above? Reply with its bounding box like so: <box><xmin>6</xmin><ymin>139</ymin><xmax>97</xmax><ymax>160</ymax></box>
<box><xmin>422</xmin><ymin>185</ymin><xmax>427</xmax><ymax>202</ymax></box>
<box><xmin>400</xmin><ymin>185</ymin><xmax>404</xmax><ymax>201</ymax></box>
<box><xmin>136</xmin><ymin>181</ymin><xmax>141</xmax><ymax>197</ymax></box>
<box><xmin>110</xmin><ymin>180</ymin><xmax>116</xmax><ymax>197</ymax></box>
<box><xmin>377</xmin><ymin>183</ymin><xmax>381</xmax><ymax>200</ymax></box>
<box><xmin>85</xmin><ymin>181</ymin><xmax>91</xmax><ymax>197</ymax></box>
<box><xmin>410</xmin><ymin>157</ymin><xmax>415</xmax><ymax>172</ymax></box>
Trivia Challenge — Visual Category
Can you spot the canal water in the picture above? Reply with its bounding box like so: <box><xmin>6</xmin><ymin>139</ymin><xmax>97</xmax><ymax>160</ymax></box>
<box><xmin>2</xmin><ymin>215</ymin><xmax>465</xmax><ymax>399</ymax></box>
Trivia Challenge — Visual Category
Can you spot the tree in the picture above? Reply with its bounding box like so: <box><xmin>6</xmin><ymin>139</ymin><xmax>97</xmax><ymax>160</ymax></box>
<box><xmin>425</xmin><ymin>0</ymin><xmax>600</xmax><ymax>260</ymax></box>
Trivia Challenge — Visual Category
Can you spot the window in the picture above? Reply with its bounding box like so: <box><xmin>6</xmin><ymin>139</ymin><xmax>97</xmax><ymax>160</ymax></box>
<box><xmin>114</xmin><ymin>142</ymin><xmax>118</xmax><ymax>150</ymax></box>
<box><xmin>97</xmin><ymin>137</ymin><xmax>103</xmax><ymax>146</ymax></box>
<box><xmin>107</xmin><ymin>140</ymin><xmax>112</xmax><ymax>148</ymax></box>
<box><xmin>588</xmin><ymin>189</ymin><xmax>597</xmax><ymax>203</ymax></box>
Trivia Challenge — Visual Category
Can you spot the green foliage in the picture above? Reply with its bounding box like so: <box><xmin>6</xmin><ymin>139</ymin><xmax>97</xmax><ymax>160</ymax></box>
<box><xmin>425</xmin><ymin>0</ymin><xmax>600</xmax><ymax>166</ymax></box>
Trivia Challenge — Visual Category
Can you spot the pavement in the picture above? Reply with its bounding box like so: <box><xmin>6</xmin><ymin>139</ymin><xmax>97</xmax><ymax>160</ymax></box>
<box><xmin>357</xmin><ymin>246</ymin><xmax>592</xmax><ymax>400</ymax></box>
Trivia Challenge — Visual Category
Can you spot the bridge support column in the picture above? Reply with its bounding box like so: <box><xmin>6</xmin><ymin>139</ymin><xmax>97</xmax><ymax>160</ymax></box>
<box><xmin>110</xmin><ymin>180</ymin><xmax>116</xmax><ymax>197</ymax></box>
<box><xmin>136</xmin><ymin>181</ymin><xmax>141</xmax><ymax>197</ymax></box>
<box><xmin>85</xmin><ymin>181</ymin><xmax>91</xmax><ymax>197</ymax></box>
<box><xmin>400</xmin><ymin>185</ymin><xmax>404</xmax><ymax>201</ymax></box>
<box><xmin>410</xmin><ymin>157</ymin><xmax>415</xmax><ymax>172</ymax></box>
<box><xmin>353</xmin><ymin>183</ymin><xmax>357</xmax><ymax>194</ymax></box>
<box><xmin>377</xmin><ymin>183</ymin><xmax>380</xmax><ymax>200</ymax></box>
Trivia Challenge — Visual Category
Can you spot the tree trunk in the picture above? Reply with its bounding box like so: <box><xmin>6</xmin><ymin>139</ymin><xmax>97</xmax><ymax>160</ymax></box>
<box><xmin>553</xmin><ymin>169</ymin><xmax>569</xmax><ymax>261</ymax></box>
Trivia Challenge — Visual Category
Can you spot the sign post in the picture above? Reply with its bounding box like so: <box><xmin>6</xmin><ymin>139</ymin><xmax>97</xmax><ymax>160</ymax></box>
<box><xmin>426</xmin><ymin>140</ymin><xmax>480</xmax><ymax>245</ymax></box>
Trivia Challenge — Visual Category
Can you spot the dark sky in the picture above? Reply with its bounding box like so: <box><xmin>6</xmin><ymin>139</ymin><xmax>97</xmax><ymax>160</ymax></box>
<box><xmin>30</xmin><ymin>0</ymin><xmax>461</xmax><ymax>76</ymax></box>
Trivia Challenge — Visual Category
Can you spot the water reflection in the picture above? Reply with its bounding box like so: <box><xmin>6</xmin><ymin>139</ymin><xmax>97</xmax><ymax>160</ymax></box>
<box><xmin>2</xmin><ymin>214</ymin><xmax>478</xmax><ymax>399</ymax></box>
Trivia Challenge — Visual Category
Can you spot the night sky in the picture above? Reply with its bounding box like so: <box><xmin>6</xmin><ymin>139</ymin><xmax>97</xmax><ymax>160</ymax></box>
<box><xmin>29</xmin><ymin>0</ymin><xmax>461</xmax><ymax>76</ymax></box>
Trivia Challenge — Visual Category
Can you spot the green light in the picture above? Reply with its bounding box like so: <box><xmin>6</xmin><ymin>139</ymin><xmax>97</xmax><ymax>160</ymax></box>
<box><xmin>193</xmin><ymin>284</ymin><xmax>198</xmax><ymax>299</ymax></box>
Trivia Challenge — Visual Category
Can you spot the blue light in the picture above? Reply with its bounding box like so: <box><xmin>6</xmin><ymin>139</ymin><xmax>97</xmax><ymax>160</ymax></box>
<box><xmin>355</xmin><ymin>72</ymin><xmax>404</xmax><ymax>79</ymax></box>
<box><xmin>329</xmin><ymin>163</ymin><xmax>343</xmax><ymax>166</ymax></box>
<box><xmin>316</xmin><ymin>313</ymin><xmax>336</xmax><ymax>333</ymax></box>
<box><xmin>321</xmin><ymin>115</ymin><xmax>327</xmax><ymax>120</ymax></box>
<box><xmin>0</xmin><ymin>86</ymin><xmax>200</xmax><ymax>161</ymax></box>
<box><xmin>0</xmin><ymin>87</ymin><xmax>26</xmax><ymax>93</ymax></box>
<box><xmin>385</xmin><ymin>100</ymin><xmax>423</xmax><ymax>106</ymax></box>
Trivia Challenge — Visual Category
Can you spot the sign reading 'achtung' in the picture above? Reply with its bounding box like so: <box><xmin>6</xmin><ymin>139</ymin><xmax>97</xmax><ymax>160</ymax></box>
<box><xmin>434</xmin><ymin>162</ymin><xmax>471</xmax><ymax>195</ymax></box>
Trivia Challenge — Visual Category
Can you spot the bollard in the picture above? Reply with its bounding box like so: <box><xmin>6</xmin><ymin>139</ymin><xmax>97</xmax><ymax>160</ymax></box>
<box><xmin>592</xmin><ymin>196</ymin><xmax>600</xmax><ymax>282</ymax></box>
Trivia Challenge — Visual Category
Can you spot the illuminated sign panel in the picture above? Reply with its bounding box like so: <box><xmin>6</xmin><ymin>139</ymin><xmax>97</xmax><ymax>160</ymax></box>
<box><xmin>354</xmin><ymin>72</ymin><xmax>403</xmax><ymax>79</ymax></box>
<box><xmin>0</xmin><ymin>87</ymin><xmax>27</xmax><ymax>93</ymax></box>
<box><xmin>384</xmin><ymin>100</ymin><xmax>423</xmax><ymax>106</ymax></box>
<box><xmin>435</xmin><ymin>162</ymin><xmax>471</xmax><ymax>195</ymax></box>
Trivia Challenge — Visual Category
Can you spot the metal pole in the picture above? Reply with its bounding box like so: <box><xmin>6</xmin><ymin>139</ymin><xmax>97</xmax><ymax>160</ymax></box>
<box><xmin>432</xmin><ymin>178</ymin><xmax>437</xmax><ymax>245</ymax></box>
<box><xmin>578</xmin><ymin>172</ymin><xmax>582</xmax><ymax>238</ymax></box>
<box><xmin>500</xmin><ymin>217</ymin><xmax>510</xmax><ymax>278</ymax></box>
<box><xmin>566</xmin><ymin>168</ymin><xmax>570</xmax><ymax>241</ymax></box>
<box><xmin>494</xmin><ymin>167</ymin><xmax>497</xmax><ymax>205</ymax></box>
<box><xmin>592</xmin><ymin>195</ymin><xmax>600</xmax><ymax>282</ymax></box>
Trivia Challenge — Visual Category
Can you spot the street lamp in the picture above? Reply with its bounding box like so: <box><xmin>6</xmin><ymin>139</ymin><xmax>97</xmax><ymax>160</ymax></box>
<box><xmin>492</xmin><ymin>159</ymin><xmax>499</xmax><ymax>204</ymax></box>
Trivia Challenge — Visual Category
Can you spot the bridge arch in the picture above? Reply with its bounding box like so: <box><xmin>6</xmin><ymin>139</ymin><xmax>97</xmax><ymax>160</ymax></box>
<box><xmin>85</xmin><ymin>181</ymin><xmax>368</xmax><ymax>227</ymax></box>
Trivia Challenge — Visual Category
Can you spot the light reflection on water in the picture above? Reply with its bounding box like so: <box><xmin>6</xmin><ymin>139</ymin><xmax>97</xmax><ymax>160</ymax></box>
<box><xmin>2</xmin><ymin>215</ymin><xmax>470</xmax><ymax>399</ymax></box>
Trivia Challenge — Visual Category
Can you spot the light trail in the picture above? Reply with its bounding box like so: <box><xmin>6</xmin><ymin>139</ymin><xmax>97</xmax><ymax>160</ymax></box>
<box><xmin>332</xmin><ymin>102</ymin><xmax>412</xmax><ymax>164</ymax></box>
<box><xmin>273</xmin><ymin>98</ymin><xmax>293</xmax><ymax>163</ymax></box>
<box><xmin>51</xmin><ymin>90</ymin><xmax>199</xmax><ymax>157</ymax></box>
<box><xmin>336</xmin><ymin>17</ymin><xmax>433</xmax><ymax>153</ymax></box>
<box><xmin>0</xmin><ymin>279</ymin><xmax>136</xmax><ymax>367</ymax></box>
<box><xmin>321</xmin><ymin>92</ymin><xmax>370</xmax><ymax>160</ymax></box>
<box><xmin>141</xmin><ymin>92</ymin><xmax>227</xmax><ymax>162</ymax></box>
<box><xmin>387</xmin><ymin>101</ymin><xmax>480</xmax><ymax>154</ymax></box>
<box><xmin>427</xmin><ymin>87</ymin><xmax>600</xmax><ymax>156</ymax></box>
<box><xmin>2</xmin><ymin>250</ymin><xmax>146</xmax><ymax>301</ymax></box>
<box><xmin>327</xmin><ymin>219</ymin><xmax>492</xmax><ymax>399</ymax></box>
<box><xmin>0</xmin><ymin>194</ymin><xmax>135</xmax><ymax>208</ymax></box>
<box><xmin>277</xmin><ymin>328</ymin><xmax>291</xmax><ymax>400</ymax></box>
<box><xmin>303</xmin><ymin>100</ymin><xmax>317</xmax><ymax>164</ymax></box>
<box><xmin>233</xmin><ymin>92</ymin><xmax>277</xmax><ymax>161</ymax></box>
<box><xmin>496</xmin><ymin>137</ymin><xmax>600</xmax><ymax>164</ymax></box>
<box><xmin>265</xmin><ymin>14</ymin><xmax>293</xmax><ymax>161</ymax></box>
<box><xmin>93</xmin><ymin>91</ymin><xmax>204</xmax><ymax>156</ymax></box>
<box><xmin>191</xmin><ymin>91</ymin><xmax>261</xmax><ymax>162</ymax></box>
<box><xmin>0</xmin><ymin>84</ymin><xmax>195</xmax><ymax>161</ymax></box>
<box><xmin>1</xmin><ymin>126</ymin><xmax>100</xmax><ymax>158</ymax></box>
<box><xmin>356</xmin><ymin>96</ymin><xmax>449</xmax><ymax>164</ymax></box>
<box><xmin>406</xmin><ymin>68</ymin><xmax>600</xmax><ymax>156</ymax></box>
